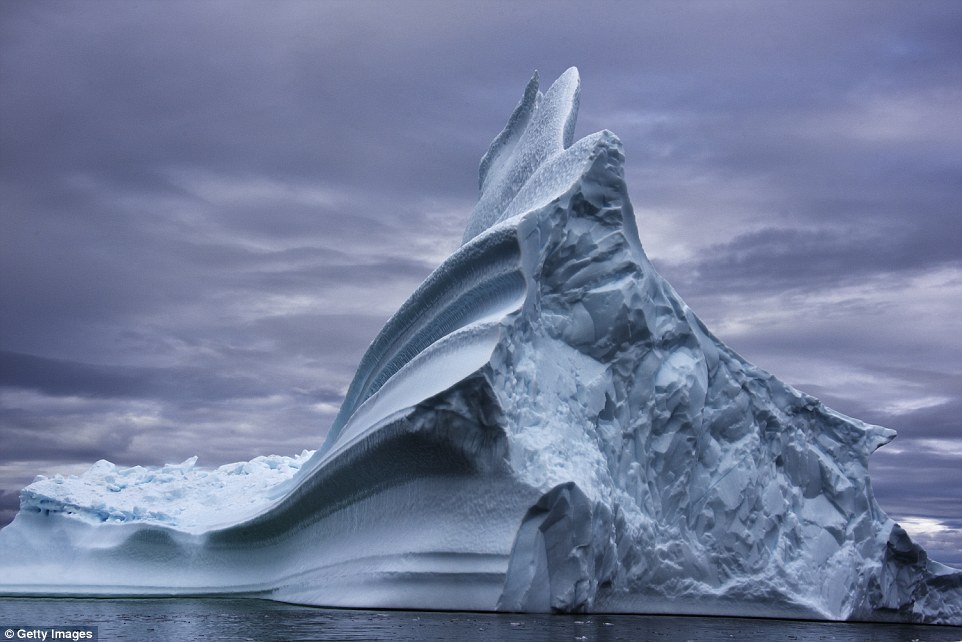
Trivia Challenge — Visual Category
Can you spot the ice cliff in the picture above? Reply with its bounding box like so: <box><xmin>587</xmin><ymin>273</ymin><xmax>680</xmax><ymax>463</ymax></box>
<box><xmin>1</xmin><ymin>68</ymin><xmax>959</xmax><ymax>625</ymax></box>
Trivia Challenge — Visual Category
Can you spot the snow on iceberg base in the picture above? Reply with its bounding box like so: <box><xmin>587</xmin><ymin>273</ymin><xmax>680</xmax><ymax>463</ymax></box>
<box><xmin>2</xmin><ymin>67</ymin><xmax>960</xmax><ymax>625</ymax></box>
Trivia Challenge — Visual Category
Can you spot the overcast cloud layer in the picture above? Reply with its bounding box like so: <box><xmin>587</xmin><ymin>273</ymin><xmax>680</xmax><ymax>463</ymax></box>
<box><xmin>1</xmin><ymin>1</ymin><xmax>960</xmax><ymax>564</ymax></box>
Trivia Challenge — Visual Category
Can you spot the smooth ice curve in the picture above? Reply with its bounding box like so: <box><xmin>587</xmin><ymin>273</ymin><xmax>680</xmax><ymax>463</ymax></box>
<box><xmin>1</xmin><ymin>68</ymin><xmax>960</xmax><ymax>624</ymax></box>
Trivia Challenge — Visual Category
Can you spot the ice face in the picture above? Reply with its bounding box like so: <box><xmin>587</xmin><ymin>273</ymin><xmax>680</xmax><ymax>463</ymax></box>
<box><xmin>1</xmin><ymin>68</ymin><xmax>959</xmax><ymax>625</ymax></box>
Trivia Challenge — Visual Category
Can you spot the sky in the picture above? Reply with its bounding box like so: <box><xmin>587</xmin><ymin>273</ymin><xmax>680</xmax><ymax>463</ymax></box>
<box><xmin>0</xmin><ymin>1</ymin><xmax>960</xmax><ymax>564</ymax></box>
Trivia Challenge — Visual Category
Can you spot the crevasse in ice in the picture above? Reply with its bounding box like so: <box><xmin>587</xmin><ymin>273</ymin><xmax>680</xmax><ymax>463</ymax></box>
<box><xmin>1</xmin><ymin>68</ymin><xmax>959</xmax><ymax>624</ymax></box>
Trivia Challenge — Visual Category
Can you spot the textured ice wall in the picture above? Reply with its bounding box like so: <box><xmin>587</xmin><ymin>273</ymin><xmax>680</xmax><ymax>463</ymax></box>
<box><xmin>1</xmin><ymin>67</ymin><xmax>959</xmax><ymax>624</ymax></box>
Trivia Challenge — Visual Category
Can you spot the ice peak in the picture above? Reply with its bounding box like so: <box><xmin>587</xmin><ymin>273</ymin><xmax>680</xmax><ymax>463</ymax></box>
<box><xmin>463</xmin><ymin>67</ymin><xmax>582</xmax><ymax>244</ymax></box>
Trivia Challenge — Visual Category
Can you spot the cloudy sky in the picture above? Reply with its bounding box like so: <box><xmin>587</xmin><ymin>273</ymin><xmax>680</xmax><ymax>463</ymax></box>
<box><xmin>1</xmin><ymin>1</ymin><xmax>960</xmax><ymax>563</ymax></box>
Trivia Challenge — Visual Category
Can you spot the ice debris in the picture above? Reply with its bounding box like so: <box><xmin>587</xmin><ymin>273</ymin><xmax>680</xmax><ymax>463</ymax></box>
<box><xmin>1</xmin><ymin>68</ymin><xmax>959</xmax><ymax>624</ymax></box>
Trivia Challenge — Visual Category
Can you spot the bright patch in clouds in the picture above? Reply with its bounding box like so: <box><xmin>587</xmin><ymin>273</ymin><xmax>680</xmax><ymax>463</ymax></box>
<box><xmin>880</xmin><ymin>396</ymin><xmax>953</xmax><ymax>416</ymax></box>
<box><xmin>900</xmin><ymin>517</ymin><xmax>950</xmax><ymax>536</ymax></box>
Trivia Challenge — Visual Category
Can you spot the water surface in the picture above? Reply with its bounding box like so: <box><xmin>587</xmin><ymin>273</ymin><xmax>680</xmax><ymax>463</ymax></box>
<box><xmin>0</xmin><ymin>598</ymin><xmax>958</xmax><ymax>641</ymax></box>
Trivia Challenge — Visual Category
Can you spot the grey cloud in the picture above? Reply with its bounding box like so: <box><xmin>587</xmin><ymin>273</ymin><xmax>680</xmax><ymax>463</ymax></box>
<box><xmin>0</xmin><ymin>1</ymin><xmax>486</xmax><ymax>202</ymax></box>
<box><xmin>867</xmin><ymin>397</ymin><xmax>962</xmax><ymax>443</ymax></box>
<box><xmin>0</xmin><ymin>491</ymin><xmax>19</xmax><ymax>532</ymax></box>
<box><xmin>0</xmin><ymin>404</ymin><xmax>137</xmax><ymax>465</ymax></box>
<box><xmin>249</xmin><ymin>313</ymin><xmax>387</xmax><ymax>363</ymax></box>
<box><xmin>871</xmin><ymin>446</ymin><xmax>962</xmax><ymax>565</ymax></box>
<box><xmin>0</xmin><ymin>351</ymin><xmax>269</xmax><ymax>402</ymax></box>
<box><xmin>799</xmin><ymin>378</ymin><xmax>962</xmax><ymax>437</ymax></box>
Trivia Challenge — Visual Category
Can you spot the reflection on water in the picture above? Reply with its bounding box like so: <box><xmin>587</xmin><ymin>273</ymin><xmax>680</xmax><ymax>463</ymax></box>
<box><xmin>0</xmin><ymin>598</ymin><xmax>958</xmax><ymax>642</ymax></box>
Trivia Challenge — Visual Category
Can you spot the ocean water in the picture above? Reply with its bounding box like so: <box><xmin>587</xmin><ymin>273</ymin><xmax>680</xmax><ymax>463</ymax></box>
<box><xmin>0</xmin><ymin>598</ymin><xmax>959</xmax><ymax>642</ymax></box>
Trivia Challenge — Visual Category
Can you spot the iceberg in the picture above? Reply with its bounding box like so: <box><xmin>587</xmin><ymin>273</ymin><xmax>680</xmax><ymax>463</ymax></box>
<box><xmin>1</xmin><ymin>68</ymin><xmax>959</xmax><ymax>625</ymax></box>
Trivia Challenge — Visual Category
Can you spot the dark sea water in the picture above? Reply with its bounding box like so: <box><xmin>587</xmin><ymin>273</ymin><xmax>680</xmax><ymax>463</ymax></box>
<box><xmin>0</xmin><ymin>598</ymin><xmax>959</xmax><ymax>642</ymax></box>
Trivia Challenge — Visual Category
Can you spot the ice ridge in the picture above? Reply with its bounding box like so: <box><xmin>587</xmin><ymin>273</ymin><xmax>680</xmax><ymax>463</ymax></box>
<box><xmin>1</xmin><ymin>68</ymin><xmax>959</xmax><ymax>625</ymax></box>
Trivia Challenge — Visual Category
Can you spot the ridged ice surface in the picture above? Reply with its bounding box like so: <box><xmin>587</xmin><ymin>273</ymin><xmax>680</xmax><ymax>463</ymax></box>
<box><xmin>1</xmin><ymin>68</ymin><xmax>959</xmax><ymax>624</ymax></box>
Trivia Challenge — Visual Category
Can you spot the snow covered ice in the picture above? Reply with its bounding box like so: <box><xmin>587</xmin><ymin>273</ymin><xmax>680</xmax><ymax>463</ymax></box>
<box><xmin>1</xmin><ymin>68</ymin><xmax>960</xmax><ymax>625</ymax></box>
<box><xmin>17</xmin><ymin>453</ymin><xmax>314</xmax><ymax>533</ymax></box>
